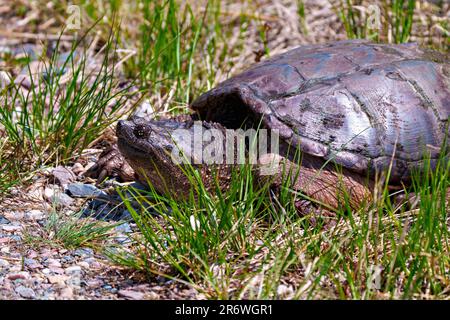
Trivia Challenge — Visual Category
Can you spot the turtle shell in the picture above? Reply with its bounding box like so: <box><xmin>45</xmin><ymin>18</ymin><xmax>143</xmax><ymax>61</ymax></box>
<box><xmin>191</xmin><ymin>40</ymin><xmax>450</xmax><ymax>183</ymax></box>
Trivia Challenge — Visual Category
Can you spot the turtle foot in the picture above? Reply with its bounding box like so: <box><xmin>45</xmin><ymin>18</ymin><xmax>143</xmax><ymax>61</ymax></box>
<box><xmin>85</xmin><ymin>145</ymin><xmax>135</xmax><ymax>184</ymax></box>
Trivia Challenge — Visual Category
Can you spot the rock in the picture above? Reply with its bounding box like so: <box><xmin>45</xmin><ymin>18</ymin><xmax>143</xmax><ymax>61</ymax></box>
<box><xmin>47</xmin><ymin>275</ymin><xmax>68</xmax><ymax>285</ymax></box>
<box><xmin>114</xmin><ymin>235</ymin><xmax>131</xmax><ymax>245</ymax></box>
<box><xmin>51</xmin><ymin>166</ymin><xmax>76</xmax><ymax>187</ymax></box>
<box><xmin>66</xmin><ymin>183</ymin><xmax>106</xmax><ymax>198</ymax></box>
<box><xmin>15</xmin><ymin>286</ymin><xmax>36</xmax><ymax>299</ymax></box>
<box><xmin>24</xmin><ymin>258</ymin><xmax>42</xmax><ymax>269</ymax></box>
<box><xmin>27</xmin><ymin>251</ymin><xmax>38</xmax><ymax>259</ymax></box>
<box><xmin>115</xmin><ymin>222</ymin><xmax>132</xmax><ymax>234</ymax></box>
<box><xmin>46</xmin><ymin>259</ymin><xmax>62</xmax><ymax>268</ymax></box>
<box><xmin>84</xmin><ymin>258</ymin><xmax>101</xmax><ymax>269</ymax></box>
<box><xmin>44</xmin><ymin>186</ymin><xmax>58</xmax><ymax>200</ymax></box>
<box><xmin>72</xmin><ymin>248</ymin><xmax>93</xmax><ymax>257</ymax></box>
<box><xmin>48</xmin><ymin>266</ymin><xmax>64</xmax><ymax>274</ymax></box>
<box><xmin>3</xmin><ymin>211</ymin><xmax>24</xmax><ymax>222</ymax></box>
<box><xmin>118</xmin><ymin>289</ymin><xmax>144</xmax><ymax>300</ymax></box>
<box><xmin>65</xmin><ymin>266</ymin><xmax>82</xmax><ymax>275</ymax></box>
<box><xmin>41</xmin><ymin>268</ymin><xmax>51</xmax><ymax>275</ymax></box>
<box><xmin>1</xmin><ymin>225</ymin><xmax>22</xmax><ymax>232</ymax></box>
<box><xmin>0</xmin><ymin>258</ymin><xmax>10</xmax><ymax>267</ymax></box>
<box><xmin>25</xmin><ymin>210</ymin><xmax>45</xmax><ymax>221</ymax></box>
<box><xmin>59</xmin><ymin>287</ymin><xmax>74</xmax><ymax>299</ymax></box>
<box><xmin>0</xmin><ymin>216</ymin><xmax>10</xmax><ymax>225</ymax></box>
<box><xmin>7</xmin><ymin>272</ymin><xmax>31</xmax><ymax>281</ymax></box>
<box><xmin>44</xmin><ymin>187</ymin><xmax>74</xmax><ymax>207</ymax></box>
<box><xmin>86</xmin><ymin>279</ymin><xmax>103</xmax><ymax>288</ymax></box>
<box><xmin>62</xmin><ymin>255</ymin><xmax>74</xmax><ymax>263</ymax></box>
<box><xmin>7</xmin><ymin>235</ymin><xmax>22</xmax><ymax>242</ymax></box>
<box><xmin>146</xmin><ymin>291</ymin><xmax>159</xmax><ymax>300</ymax></box>
<box><xmin>71</xmin><ymin>163</ymin><xmax>85</xmax><ymax>175</ymax></box>
<box><xmin>77</xmin><ymin>261</ymin><xmax>89</xmax><ymax>269</ymax></box>
<box><xmin>1</xmin><ymin>246</ymin><xmax>10</xmax><ymax>253</ymax></box>
<box><xmin>277</xmin><ymin>284</ymin><xmax>294</xmax><ymax>298</ymax></box>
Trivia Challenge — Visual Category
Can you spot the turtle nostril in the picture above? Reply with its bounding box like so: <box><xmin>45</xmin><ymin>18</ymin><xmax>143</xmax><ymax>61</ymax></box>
<box><xmin>133</xmin><ymin>124</ymin><xmax>152</xmax><ymax>139</ymax></box>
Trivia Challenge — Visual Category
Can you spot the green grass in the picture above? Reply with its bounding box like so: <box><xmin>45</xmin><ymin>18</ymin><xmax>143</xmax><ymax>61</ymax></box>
<box><xmin>0</xmin><ymin>27</ymin><xmax>139</xmax><ymax>196</ymax></box>
<box><xmin>337</xmin><ymin>0</ymin><xmax>416</xmax><ymax>43</ymax></box>
<box><xmin>109</xmin><ymin>149</ymin><xmax>449</xmax><ymax>299</ymax></box>
<box><xmin>24</xmin><ymin>210</ymin><xmax>121</xmax><ymax>250</ymax></box>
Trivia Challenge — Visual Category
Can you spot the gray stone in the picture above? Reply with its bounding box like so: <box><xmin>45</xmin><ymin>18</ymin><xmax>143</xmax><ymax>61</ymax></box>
<box><xmin>25</xmin><ymin>210</ymin><xmax>45</xmax><ymax>221</ymax></box>
<box><xmin>0</xmin><ymin>216</ymin><xmax>10</xmax><ymax>225</ymax></box>
<box><xmin>66</xmin><ymin>183</ymin><xmax>106</xmax><ymax>198</ymax></box>
<box><xmin>24</xmin><ymin>258</ymin><xmax>42</xmax><ymax>269</ymax></box>
<box><xmin>65</xmin><ymin>266</ymin><xmax>82</xmax><ymax>274</ymax></box>
<box><xmin>15</xmin><ymin>286</ymin><xmax>36</xmax><ymax>299</ymax></box>
<box><xmin>62</xmin><ymin>255</ymin><xmax>74</xmax><ymax>263</ymax></box>
<box><xmin>46</xmin><ymin>190</ymin><xmax>74</xmax><ymax>207</ymax></box>
<box><xmin>115</xmin><ymin>222</ymin><xmax>132</xmax><ymax>234</ymax></box>
<box><xmin>72</xmin><ymin>248</ymin><xmax>94</xmax><ymax>257</ymax></box>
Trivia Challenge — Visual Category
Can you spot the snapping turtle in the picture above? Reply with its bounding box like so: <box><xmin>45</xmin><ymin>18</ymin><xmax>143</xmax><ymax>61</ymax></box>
<box><xmin>88</xmin><ymin>40</ymin><xmax>450</xmax><ymax>210</ymax></box>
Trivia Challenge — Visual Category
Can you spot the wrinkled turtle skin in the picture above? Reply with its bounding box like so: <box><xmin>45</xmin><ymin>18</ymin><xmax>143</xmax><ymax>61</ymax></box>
<box><xmin>191</xmin><ymin>39</ymin><xmax>450</xmax><ymax>183</ymax></box>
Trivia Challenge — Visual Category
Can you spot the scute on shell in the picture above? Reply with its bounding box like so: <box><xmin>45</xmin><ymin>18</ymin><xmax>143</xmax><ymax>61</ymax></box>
<box><xmin>191</xmin><ymin>40</ymin><xmax>450</xmax><ymax>183</ymax></box>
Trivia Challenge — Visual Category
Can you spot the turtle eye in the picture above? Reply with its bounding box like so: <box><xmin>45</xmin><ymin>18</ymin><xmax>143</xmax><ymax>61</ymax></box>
<box><xmin>133</xmin><ymin>124</ymin><xmax>151</xmax><ymax>139</ymax></box>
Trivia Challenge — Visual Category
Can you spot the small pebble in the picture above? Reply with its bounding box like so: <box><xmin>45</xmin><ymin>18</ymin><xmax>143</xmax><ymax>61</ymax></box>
<box><xmin>115</xmin><ymin>223</ymin><xmax>132</xmax><ymax>234</ymax></box>
<box><xmin>2</xmin><ymin>225</ymin><xmax>22</xmax><ymax>232</ymax></box>
<box><xmin>71</xmin><ymin>163</ymin><xmax>85</xmax><ymax>175</ymax></box>
<box><xmin>25</xmin><ymin>210</ymin><xmax>45</xmax><ymax>221</ymax></box>
<box><xmin>24</xmin><ymin>258</ymin><xmax>42</xmax><ymax>269</ymax></box>
<box><xmin>8</xmin><ymin>272</ymin><xmax>31</xmax><ymax>281</ymax></box>
<box><xmin>0</xmin><ymin>258</ymin><xmax>10</xmax><ymax>267</ymax></box>
<box><xmin>48</xmin><ymin>266</ymin><xmax>64</xmax><ymax>274</ymax></box>
<box><xmin>47</xmin><ymin>259</ymin><xmax>62</xmax><ymax>268</ymax></box>
<box><xmin>15</xmin><ymin>286</ymin><xmax>36</xmax><ymax>299</ymax></box>
<box><xmin>47</xmin><ymin>275</ymin><xmax>67</xmax><ymax>285</ymax></box>
<box><xmin>72</xmin><ymin>248</ymin><xmax>93</xmax><ymax>257</ymax></box>
<box><xmin>0</xmin><ymin>216</ymin><xmax>10</xmax><ymax>225</ymax></box>
<box><xmin>59</xmin><ymin>287</ymin><xmax>74</xmax><ymax>299</ymax></box>
<box><xmin>45</xmin><ymin>190</ymin><xmax>74</xmax><ymax>207</ymax></box>
<box><xmin>65</xmin><ymin>266</ymin><xmax>82</xmax><ymax>274</ymax></box>
<box><xmin>118</xmin><ymin>289</ymin><xmax>144</xmax><ymax>300</ymax></box>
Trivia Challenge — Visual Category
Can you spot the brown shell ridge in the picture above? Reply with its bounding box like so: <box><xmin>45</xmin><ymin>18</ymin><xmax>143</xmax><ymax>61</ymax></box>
<box><xmin>190</xmin><ymin>41</ymin><xmax>450</xmax><ymax>182</ymax></box>
<box><xmin>393</xmin><ymin>62</ymin><xmax>446</xmax><ymax>123</ymax></box>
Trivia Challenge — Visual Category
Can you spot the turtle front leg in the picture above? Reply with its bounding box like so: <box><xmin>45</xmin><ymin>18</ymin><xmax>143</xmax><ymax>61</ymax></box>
<box><xmin>257</xmin><ymin>153</ymin><xmax>373</xmax><ymax>212</ymax></box>
<box><xmin>85</xmin><ymin>145</ymin><xmax>136</xmax><ymax>183</ymax></box>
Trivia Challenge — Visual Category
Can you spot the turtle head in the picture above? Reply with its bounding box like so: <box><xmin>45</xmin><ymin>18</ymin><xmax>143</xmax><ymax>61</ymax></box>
<box><xmin>116</xmin><ymin>117</ymin><xmax>229</xmax><ymax>197</ymax></box>
<box><xmin>117</xmin><ymin>117</ymin><xmax>195</xmax><ymax>196</ymax></box>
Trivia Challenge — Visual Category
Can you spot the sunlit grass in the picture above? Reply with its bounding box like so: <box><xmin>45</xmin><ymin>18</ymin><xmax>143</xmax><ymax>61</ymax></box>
<box><xmin>0</xmin><ymin>27</ymin><xmax>139</xmax><ymax>196</ymax></box>
<box><xmin>108</xmin><ymin>147</ymin><xmax>449</xmax><ymax>299</ymax></box>
<box><xmin>24</xmin><ymin>210</ymin><xmax>121</xmax><ymax>250</ymax></box>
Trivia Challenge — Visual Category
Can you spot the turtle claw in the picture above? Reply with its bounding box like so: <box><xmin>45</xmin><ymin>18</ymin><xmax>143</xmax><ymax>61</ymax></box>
<box><xmin>86</xmin><ymin>145</ymin><xmax>135</xmax><ymax>183</ymax></box>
